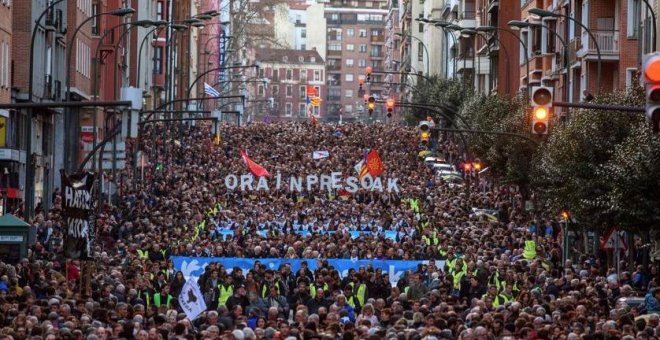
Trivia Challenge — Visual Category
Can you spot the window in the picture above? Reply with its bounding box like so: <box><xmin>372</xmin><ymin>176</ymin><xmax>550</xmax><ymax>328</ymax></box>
<box><xmin>286</xmin><ymin>69</ymin><xmax>292</xmax><ymax>80</ymax></box>
<box><xmin>344</xmin><ymin>104</ymin><xmax>353</xmax><ymax>113</ymax></box>
<box><xmin>258</xmin><ymin>85</ymin><xmax>264</xmax><ymax>96</ymax></box>
<box><xmin>331</xmin><ymin>13</ymin><xmax>339</xmax><ymax>21</ymax></box>
<box><xmin>329</xmin><ymin>43</ymin><xmax>341</xmax><ymax>51</ymax></box>
<box><xmin>346</xmin><ymin>28</ymin><xmax>355</xmax><ymax>36</ymax></box>
<box><xmin>157</xmin><ymin>1</ymin><xmax>164</xmax><ymax>21</ymax></box>
<box><xmin>273</xmin><ymin>69</ymin><xmax>279</xmax><ymax>81</ymax></box>
<box><xmin>345</xmin><ymin>59</ymin><xmax>354</xmax><ymax>67</ymax></box>
<box><xmin>300</xmin><ymin>69</ymin><xmax>307</xmax><ymax>81</ymax></box>
<box><xmin>345</xmin><ymin>73</ymin><xmax>354</xmax><ymax>82</ymax></box>
<box><xmin>627</xmin><ymin>0</ymin><xmax>639</xmax><ymax>38</ymax></box>
<box><xmin>285</xmin><ymin>103</ymin><xmax>293</xmax><ymax>116</ymax></box>
<box><xmin>91</xmin><ymin>4</ymin><xmax>99</xmax><ymax>35</ymax></box>
<box><xmin>359</xmin><ymin>29</ymin><xmax>367</xmax><ymax>37</ymax></box>
<box><xmin>345</xmin><ymin>89</ymin><xmax>353</xmax><ymax>97</ymax></box>
<box><xmin>314</xmin><ymin>70</ymin><xmax>321</xmax><ymax>81</ymax></box>
<box><xmin>272</xmin><ymin>85</ymin><xmax>279</xmax><ymax>96</ymax></box>
<box><xmin>153</xmin><ymin>47</ymin><xmax>162</xmax><ymax>74</ymax></box>
<box><xmin>0</xmin><ymin>42</ymin><xmax>4</xmax><ymax>88</ymax></box>
<box><xmin>300</xmin><ymin>44</ymin><xmax>306</xmax><ymax>50</ymax></box>
<box><xmin>419</xmin><ymin>23</ymin><xmax>424</xmax><ymax>33</ymax></box>
<box><xmin>299</xmin><ymin>86</ymin><xmax>306</xmax><ymax>99</ymax></box>
<box><xmin>315</xmin><ymin>86</ymin><xmax>320</xmax><ymax>96</ymax></box>
<box><xmin>418</xmin><ymin>42</ymin><xmax>424</xmax><ymax>62</ymax></box>
<box><xmin>346</xmin><ymin>44</ymin><xmax>354</xmax><ymax>51</ymax></box>
<box><xmin>286</xmin><ymin>85</ymin><xmax>293</xmax><ymax>97</ymax></box>
<box><xmin>358</xmin><ymin>59</ymin><xmax>367</xmax><ymax>67</ymax></box>
<box><xmin>359</xmin><ymin>44</ymin><xmax>367</xmax><ymax>53</ymax></box>
<box><xmin>365</xmin><ymin>1</ymin><xmax>373</xmax><ymax>7</ymax></box>
<box><xmin>301</xmin><ymin>29</ymin><xmax>307</xmax><ymax>38</ymax></box>
<box><xmin>371</xmin><ymin>29</ymin><xmax>380</xmax><ymax>36</ymax></box>
<box><xmin>625</xmin><ymin>67</ymin><xmax>638</xmax><ymax>91</ymax></box>
<box><xmin>336</xmin><ymin>30</ymin><xmax>342</xmax><ymax>41</ymax></box>
<box><xmin>299</xmin><ymin>103</ymin><xmax>307</xmax><ymax>116</ymax></box>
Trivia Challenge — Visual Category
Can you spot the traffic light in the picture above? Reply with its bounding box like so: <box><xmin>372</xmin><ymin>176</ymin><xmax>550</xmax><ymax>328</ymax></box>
<box><xmin>643</xmin><ymin>53</ymin><xmax>660</xmax><ymax>133</ymax></box>
<box><xmin>365</xmin><ymin>66</ymin><xmax>373</xmax><ymax>82</ymax></box>
<box><xmin>386</xmin><ymin>98</ymin><xmax>395</xmax><ymax>117</ymax></box>
<box><xmin>419</xmin><ymin>121</ymin><xmax>431</xmax><ymax>146</ymax></box>
<box><xmin>530</xmin><ymin>86</ymin><xmax>553</xmax><ymax>135</ymax></box>
<box><xmin>367</xmin><ymin>96</ymin><xmax>375</xmax><ymax>114</ymax></box>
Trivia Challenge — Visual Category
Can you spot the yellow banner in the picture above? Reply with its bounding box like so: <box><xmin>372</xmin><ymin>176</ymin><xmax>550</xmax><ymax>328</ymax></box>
<box><xmin>0</xmin><ymin>117</ymin><xmax>6</xmax><ymax>148</ymax></box>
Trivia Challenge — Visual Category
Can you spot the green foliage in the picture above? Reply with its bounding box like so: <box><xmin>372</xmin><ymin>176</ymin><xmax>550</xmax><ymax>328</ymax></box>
<box><xmin>459</xmin><ymin>94</ymin><xmax>539</xmax><ymax>187</ymax></box>
<box><xmin>532</xmin><ymin>90</ymin><xmax>646</xmax><ymax>231</ymax></box>
<box><xmin>408</xmin><ymin>76</ymin><xmax>472</xmax><ymax>126</ymax></box>
<box><xmin>600</xmin><ymin>122</ymin><xmax>660</xmax><ymax>231</ymax></box>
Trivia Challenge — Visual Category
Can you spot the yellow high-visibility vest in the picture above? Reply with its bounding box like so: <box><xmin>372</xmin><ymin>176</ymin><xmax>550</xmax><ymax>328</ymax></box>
<box><xmin>218</xmin><ymin>285</ymin><xmax>233</xmax><ymax>306</ymax></box>
<box><xmin>523</xmin><ymin>240</ymin><xmax>537</xmax><ymax>260</ymax></box>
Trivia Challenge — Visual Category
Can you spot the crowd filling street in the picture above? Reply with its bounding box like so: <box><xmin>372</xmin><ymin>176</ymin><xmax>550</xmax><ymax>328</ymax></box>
<box><xmin>4</xmin><ymin>121</ymin><xmax>660</xmax><ymax>339</ymax></box>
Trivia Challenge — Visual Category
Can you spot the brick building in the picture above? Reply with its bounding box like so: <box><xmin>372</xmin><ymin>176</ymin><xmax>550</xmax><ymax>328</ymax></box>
<box><xmin>253</xmin><ymin>48</ymin><xmax>326</xmax><ymax>121</ymax></box>
<box><xmin>325</xmin><ymin>0</ymin><xmax>389</xmax><ymax>121</ymax></box>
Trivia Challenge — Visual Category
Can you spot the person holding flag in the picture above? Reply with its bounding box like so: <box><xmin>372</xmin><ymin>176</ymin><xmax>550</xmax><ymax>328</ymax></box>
<box><xmin>179</xmin><ymin>278</ymin><xmax>207</xmax><ymax>321</ymax></box>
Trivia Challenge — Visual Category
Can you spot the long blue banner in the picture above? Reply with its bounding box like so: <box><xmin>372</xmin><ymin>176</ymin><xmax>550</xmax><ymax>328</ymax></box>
<box><xmin>172</xmin><ymin>256</ymin><xmax>442</xmax><ymax>287</ymax></box>
<box><xmin>212</xmin><ymin>229</ymin><xmax>401</xmax><ymax>241</ymax></box>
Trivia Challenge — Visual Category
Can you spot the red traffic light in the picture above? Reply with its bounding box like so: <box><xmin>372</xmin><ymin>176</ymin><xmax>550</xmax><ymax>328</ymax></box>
<box><xmin>464</xmin><ymin>163</ymin><xmax>471</xmax><ymax>171</ymax></box>
<box><xmin>365</xmin><ymin>66</ymin><xmax>373</xmax><ymax>76</ymax></box>
<box><xmin>645</xmin><ymin>57</ymin><xmax>660</xmax><ymax>82</ymax></box>
<box><xmin>386</xmin><ymin>98</ymin><xmax>395</xmax><ymax>111</ymax></box>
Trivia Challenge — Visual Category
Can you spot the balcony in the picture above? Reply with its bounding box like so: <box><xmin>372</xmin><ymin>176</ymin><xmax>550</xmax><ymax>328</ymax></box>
<box><xmin>579</xmin><ymin>30</ymin><xmax>619</xmax><ymax>61</ymax></box>
<box><xmin>568</xmin><ymin>37</ymin><xmax>581</xmax><ymax>65</ymax></box>
<box><xmin>328</xmin><ymin>49</ymin><xmax>342</xmax><ymax>56</ymax></box>
<box><xmin>327</xmin><ymin>64</ymin><xmax>341</xmax><ymax>71</ymax></box>
<box><xmin>370</xmin><ymin>35</ymin><xmax>385</xmax><ymax>44</ymax></box>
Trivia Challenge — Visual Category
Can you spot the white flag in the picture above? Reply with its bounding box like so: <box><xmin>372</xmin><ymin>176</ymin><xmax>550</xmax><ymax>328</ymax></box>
<box><xmin>178</xmin><ymin>279</ymin><xmax>207</xmax><ymax>320</ymax></box>
<box><xmin>354</xmin><ymin>160</ymin><xmax>364</xmax><ymax>175</ymax></box>
<box><xmin>312</xmin><ymin>151</ymin><xmax>330</xmax><ymax>159</ymax></box>
<box><xmin>204</xmin><ymin>83</ymin><xmax>221</xmax><ymax>97</ymax></box>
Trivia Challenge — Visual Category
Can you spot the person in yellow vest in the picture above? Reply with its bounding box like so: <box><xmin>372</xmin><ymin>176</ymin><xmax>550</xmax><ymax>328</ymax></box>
<box><xmin>482</xmin><ymin>285</ymin><xmax>509</xmax><ymax>309</ymax></box>
<box><xmin>449</xmin><ymin>258</ymin><xmax>467</xmax><ymax>297</ymax></box>
<box><xmin>523</xmin><ymin>234</ymin><xmax>537</xmax><ymax>261</ymax></box>
<box><xmin>342</xmin><ymin>284</ymin><xmax>362</xmax><ymax>314</ymax></box>
<box><xmin>309</xmin><ymin>280</ymin><xmax>329</xmax><ymax>299</ymax></box>
<box><xmin>217</xmin><ymin>276</ymin><xmax>234</xmax><ymax>308</ymax></box>
<box><xmin>347</xmin><ymin>279</ymin><xmax>367</xmax><ymax>309</ymax></box>
<box><xmin>422</xmin><ymin>230</ymin><xmax>439</xmax><ymax>246</ymax></box>
<box><xmin>153</xmin><ymin>284</ymin><xmax>174</xmax><ymax>310</ymax></box>
<box><xmin>137</xmin><ymin>248</ymin><xmax>149</xmax><ymax>260</ymax></box>
<box><xmin>444</xmin><ymin>252</ymin><xmax>457</xmax><ymax>273</ymax></box>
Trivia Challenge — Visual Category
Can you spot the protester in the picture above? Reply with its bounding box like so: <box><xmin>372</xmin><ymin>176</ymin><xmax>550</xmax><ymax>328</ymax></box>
<box><xmin>2</xmin><ymin>121</ymin><xmax>658</xmax><ymax>339</ymax></box>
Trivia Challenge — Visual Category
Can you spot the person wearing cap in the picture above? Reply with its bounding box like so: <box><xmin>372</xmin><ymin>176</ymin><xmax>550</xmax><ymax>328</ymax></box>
<box><xmin>226</xmin><ymin>284</ymin><xmax>249</xmax><ymax>314</ymax></box>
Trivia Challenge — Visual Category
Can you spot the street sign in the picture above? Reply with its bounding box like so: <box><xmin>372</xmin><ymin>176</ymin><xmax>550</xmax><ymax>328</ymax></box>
<box><xmin>601</xmin><ymin>228</ymin><xmax>627</xmax><ymax>250</ymax></box>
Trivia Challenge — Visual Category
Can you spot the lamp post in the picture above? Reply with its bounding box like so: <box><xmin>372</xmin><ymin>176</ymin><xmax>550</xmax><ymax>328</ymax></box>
<box><xmin>475</xmin><ymin>29</ymin><xmax>512</xmax><ymax>95</ymax></box>
<box><xmin>641</xmin><ymin>0</ymin><xmax>657</xmax><ymax>52</ymax></box>
<box><xmin>394</xmin><ymin>32</ymin><xmax>430</xmax><ymax>75</ymax></box>
<box><xmin>186</xmin><ymin>64</ymin><xmax>259</xmax><ymax>100</ymax></box>
<box><xmin>25</xmin><ymin>0</ymin><xmax>67</xmax><ymax>219</ymax></box>
<box><xmin>528</xmin><ymin>8</ymin><xmax>602</xmax><ymax>95</ymax></box>
<box><xmin>432</xmin><ymin>21</ymin><xmax>459</xmax><ymax>79</ymax></box>
<box><xmin>474</xmin><ymin>25</ymin><xmax>530</xmax><ymax>98</ymax></box>
<box><xmin>164</xmin><ymin>24</ymin><xmax>189</xmax><ymax>107</ymax></box>
<box><xmin>63</xmin><ymin>7</ymin><xmax>135</xmax><ymax>176</ymax></box>
<box><xmin>459</xmin><ymin>28</ymin><xmax>478</xmax><ymax>88</ymax></box>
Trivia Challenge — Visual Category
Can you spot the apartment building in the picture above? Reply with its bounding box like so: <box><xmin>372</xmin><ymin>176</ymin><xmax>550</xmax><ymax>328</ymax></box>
<box><xmin>273</xmin><ymin>0</ymin><xmax>328</xmax><ymax>60</ymax></box>
<box><xmin>253</xmin><ymin>48</ymin><xmax>326</xmax><ymax>120</ymax></box>
<box><xmin>11</xmin><ymin>0</ymin><xmax>69</xmax><ymax>212</ymax></box>
<box><xmin>516</xmin><ymin>0</ymin><xmax>640</xmax><ymax>109</ymax></box>
<box><xmin>0</xmin><ymin>0</ymin><xmax>19</xmax><ymax>212</ymax></box>
<box><xmin>384</xmin><ymin>0</ymin><xmax>402</xmax><ymax>96</ymax></box>
<box><xmin>325</xmin><ymin>0</ymin><xmax>389</xmax><ymax>120</ymax></box>
<box><xmin>475</xmin><ymin>0</ymin><xmax>520</xmax><ymax>96</ymax></box>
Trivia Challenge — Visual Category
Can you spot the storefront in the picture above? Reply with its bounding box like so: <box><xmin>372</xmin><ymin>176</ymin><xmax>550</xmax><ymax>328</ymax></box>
<box><xmin>0</xmin><ymin>214</ymin><xmax>30</xmax><ymax>263</ymax></box>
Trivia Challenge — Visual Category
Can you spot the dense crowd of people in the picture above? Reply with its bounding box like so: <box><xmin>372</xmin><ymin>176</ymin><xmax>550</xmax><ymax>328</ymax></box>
<box><xmin>3</xmin><ymin>121</ymin><xmax>659</xmax><ymax>339</ymax></box>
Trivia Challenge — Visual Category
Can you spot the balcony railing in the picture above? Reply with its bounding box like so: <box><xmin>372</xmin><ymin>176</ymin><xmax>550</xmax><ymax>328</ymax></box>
<box><xmin>370</xmin><ymin>35</ymin><xmax>385</xmax><ymax>43</ymax></box>
<box><xmin>588</xmin><ymin>30</ymin><xmax>619</xmax><ymax>54</ymax></box>
<box><xmin>568</xmin><ymin>37</ymin><xmax>581</xmax><ymax>64</ymax></box>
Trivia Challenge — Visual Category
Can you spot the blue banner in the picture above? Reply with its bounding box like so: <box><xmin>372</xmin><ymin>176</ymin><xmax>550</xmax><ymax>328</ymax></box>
<box><xmin>212</xmin><ymin>229</ymin><xmax>400</xmax><ymax>241</ymax></box>
<box><xmin>172</xmin><ymin>256</ymin><xmax>442</xmax><ymax>287</ymax></box>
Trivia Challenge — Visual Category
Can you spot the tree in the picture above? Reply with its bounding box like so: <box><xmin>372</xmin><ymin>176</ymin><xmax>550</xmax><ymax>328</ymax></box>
<box><xmin>601</xmin><ymin>122</ymin><xmax>660</xmax><ymax>232</ymax></box>
<box><xmin>408</xmin><ymin>76</ymin><xmax>472</xmax><ymax>126</ymax></box>
<box><xmin>532</xmin><ymin>89</ymin><xmax>645</xmax><ymax>230</ymax></box>
<box><xmin>460</xmin><ymin>95</ymin><xmax>539</xmax><ymax>191</ymax></box>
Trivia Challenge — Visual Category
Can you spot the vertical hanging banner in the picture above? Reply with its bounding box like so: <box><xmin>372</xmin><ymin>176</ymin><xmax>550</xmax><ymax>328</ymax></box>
<box><xmin>60</xmin><ymin>170</ymin><xmax>96</xmax><ymax>259</ymax></box>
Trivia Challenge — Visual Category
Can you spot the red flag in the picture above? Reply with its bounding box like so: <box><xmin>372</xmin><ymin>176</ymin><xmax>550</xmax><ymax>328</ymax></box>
<box><xmin>306</xmin><ymin>85</ymin><xmax>317</xmax><ymax>97</ymax></box>
<box><xmin>240</xmin><ymin>150</ymin><xmax>270</xmax><ymax>177</ymax></box>
<box><xmin>366</xmin><ymin>149</ymin><xmax>384</xmax><ymax>177</ymax></box>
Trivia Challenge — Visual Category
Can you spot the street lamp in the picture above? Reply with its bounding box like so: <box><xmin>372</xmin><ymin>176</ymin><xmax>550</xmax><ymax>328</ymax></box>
<box><xmin>63</xmin><ymin>7</ymin><xmax>135</xmax><ymax>175</ymax></box>
<box><xmin>459</xmin><ymin>29</ymin><xmax>477</xmax><ymax>86</ymax></box>
<box><xmin>187</xmin><ymin>64</ymin><xmax>260</xmax><ymax>99</ymax></box>
<box><xmin>135</xmin><ymin>21</ymin><xmax>169</xmax><ymax>89</ymax></box>
<box><xmin>476</xmin><ymin>25</ymin><xmax>531</xmax><ymax>98</ymax></box>
<box><xmin>528</xmin><ymin>8</ymin><xmax>602</xmax><ymax>95</ymax></box>
<box><xmin>432</xmin><ymin>21</ymin><xmax>458</xmax><ymax>79</ymax></box>
<box><xmin>394</xmin><ymin>33</ymin><xmax>430</xmax><ymax>75</ymax></box>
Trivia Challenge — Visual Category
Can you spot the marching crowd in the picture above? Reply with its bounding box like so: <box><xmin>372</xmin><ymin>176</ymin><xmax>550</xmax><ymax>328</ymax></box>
<box><xmin>2</xmin><ymin>121</ymin><xmax>659</xmax><ymax>340</ymax></box>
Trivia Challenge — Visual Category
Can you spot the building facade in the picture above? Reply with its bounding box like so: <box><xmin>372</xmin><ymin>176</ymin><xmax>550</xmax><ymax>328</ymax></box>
<box><xmin>325</xmin><ymin>0</ymin><xmax>389</xmax><ymax>121</ymax></box>
<box><xmin>252</xmin><ymin>48</ymin><xmax>326</xmax><ymax>121</ymax></box>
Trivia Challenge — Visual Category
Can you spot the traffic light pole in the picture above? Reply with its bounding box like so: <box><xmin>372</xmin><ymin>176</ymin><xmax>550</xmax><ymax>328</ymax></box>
<box><xmin>552</xmin><ymin>101</ymin><xmax>645</xmax><ymax>113</ymax></box>
<box><xmin>432</xmin><ymin>127</ymin><xmax>541</xmax><ymax>146</ymax></box>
